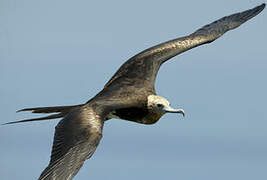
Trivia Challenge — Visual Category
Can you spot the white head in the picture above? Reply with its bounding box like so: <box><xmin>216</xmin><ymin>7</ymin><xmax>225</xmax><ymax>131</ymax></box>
<box><xmin>147</xmin><ymin>95</ymin><xmax>185</xmax><ymax>116</ymax></box>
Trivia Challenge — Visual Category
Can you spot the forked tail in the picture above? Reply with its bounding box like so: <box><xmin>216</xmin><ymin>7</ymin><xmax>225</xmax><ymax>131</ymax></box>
<box><xmin>3</xmin><ymin>104</ymin><xmax>84</xmax><ymax>125</ymax></box>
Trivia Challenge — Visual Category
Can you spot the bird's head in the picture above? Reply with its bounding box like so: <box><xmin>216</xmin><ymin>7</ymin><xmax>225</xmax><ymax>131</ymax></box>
<box><xmin>147</xmin><ymin>95</ymin><xmax>185</xmax><ymax>117</ymax></box>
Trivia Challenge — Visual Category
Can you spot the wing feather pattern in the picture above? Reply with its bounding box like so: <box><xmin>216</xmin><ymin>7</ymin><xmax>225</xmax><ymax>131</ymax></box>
<box><xmin>38</xmin><ymin>105</ymin><xmax>104</xmax><ymax>180</ymax></box>
<box><xmin>3</xmin><ymin>4</ymin><xmax>265</xmax><ymax>180</ymax></box>
<box><xmin>103</xmin><ymin>4</ymin><xmax>265</xmax><ymax>92</ymax></box>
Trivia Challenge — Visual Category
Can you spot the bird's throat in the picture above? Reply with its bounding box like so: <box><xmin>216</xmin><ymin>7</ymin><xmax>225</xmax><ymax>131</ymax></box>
<box><xmin>141</xmin><ymin>112</ymin><xmax>164</xmax><ymax>124</ymax></box>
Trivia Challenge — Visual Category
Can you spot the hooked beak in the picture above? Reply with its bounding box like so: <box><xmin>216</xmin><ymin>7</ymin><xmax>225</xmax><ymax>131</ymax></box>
<box><xmin>163</xmin><ymin>106</ymin><xmax>185</xmax><ymax>117</ymax></box>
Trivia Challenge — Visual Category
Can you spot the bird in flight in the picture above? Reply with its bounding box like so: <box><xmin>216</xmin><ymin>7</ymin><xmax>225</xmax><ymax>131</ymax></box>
<box><xmin>3</xmin><ymin>3</ymin><xmax>265</xmax><ymax>180</ymax></box>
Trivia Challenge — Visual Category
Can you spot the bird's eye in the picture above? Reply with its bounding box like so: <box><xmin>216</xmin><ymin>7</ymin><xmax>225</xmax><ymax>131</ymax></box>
<box><xmin>157</xmin><ymin>104</ymin><xmax>163</xmax><ymax>108</ymax></box>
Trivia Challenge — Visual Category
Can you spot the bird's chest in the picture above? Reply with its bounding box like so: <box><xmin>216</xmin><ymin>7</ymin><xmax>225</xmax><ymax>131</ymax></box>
<box><xmin>107</xmin><ymin>107</ymin><xmax>162</xmax><ymax>125</ymax></box>
<box><xmin>141</xmin><ymin>112</ymin><xmax>163</xmax><ymax>124</ymax></box>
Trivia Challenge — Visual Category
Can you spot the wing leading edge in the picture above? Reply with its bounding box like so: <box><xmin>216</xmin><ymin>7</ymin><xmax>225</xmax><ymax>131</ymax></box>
<box><xmin>103</xmin><ymin>4</ymin><xmax>265</xmax><ymax>93</ymax></box>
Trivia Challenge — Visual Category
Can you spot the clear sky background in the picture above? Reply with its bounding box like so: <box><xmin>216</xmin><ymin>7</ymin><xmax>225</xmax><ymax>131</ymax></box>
<box><xmin>1</xmin><ymin>0</ymin><xmax>266</xmax><ymax>179</ymax></box>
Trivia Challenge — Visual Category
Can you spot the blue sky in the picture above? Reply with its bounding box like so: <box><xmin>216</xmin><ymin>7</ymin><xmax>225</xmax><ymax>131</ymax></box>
<box><xmin>1</xmin><ymin>0</ymin><xmax>266</xmax><ymax>179</ymax></box>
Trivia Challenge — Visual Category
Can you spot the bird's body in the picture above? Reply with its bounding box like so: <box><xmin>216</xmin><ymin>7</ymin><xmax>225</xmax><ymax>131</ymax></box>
<box><xmin>105</xmin><ymin>95</ymin><xmax>175</xmax><ymax>124</ymax></box>
<box><xmin>3</xmin><ymin>4</ymin><xmax>265</xmax><ymax>180</ymax></box>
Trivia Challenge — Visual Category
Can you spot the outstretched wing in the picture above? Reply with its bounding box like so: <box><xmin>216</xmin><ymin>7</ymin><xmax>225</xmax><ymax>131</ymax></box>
<box><xmin>103</xmin><ymin>4</ymin><xmax>265</xmax><ymax>94</ymax></box>
<box><xmin>38</xmin><ymin>105</ymin><xmax>104</xmax><ymax>180</ymax></box>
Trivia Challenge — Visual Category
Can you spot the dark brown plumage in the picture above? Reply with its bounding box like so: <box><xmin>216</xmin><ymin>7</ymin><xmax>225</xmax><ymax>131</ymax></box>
<box><xmin>3</xmin><ymin>4</ymin><xmax>265</xmax><ymax>180</ymax></box>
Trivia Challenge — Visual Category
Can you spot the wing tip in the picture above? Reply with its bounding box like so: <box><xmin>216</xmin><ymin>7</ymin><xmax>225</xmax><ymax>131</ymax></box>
<box><xmin>229</xmin><ymin>3</ymin><xmax>265</xmax><ymax>25</ymax></box>
<box><xmin>259</xmin><ymin>3</ymin><xmax>266</xmax><ymax>9</ymax></box>
<box><xmin>236</xmin><ymin>3</ymin><xmax>265</xmax><ymax>27</ymax></box>
<box><xmin>250</xmin><ymin>3</ymin><xmax>265</xmax><ymax>17</ymax></box>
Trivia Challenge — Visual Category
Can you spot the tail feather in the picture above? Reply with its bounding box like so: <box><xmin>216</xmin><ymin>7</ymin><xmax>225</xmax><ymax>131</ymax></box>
<box><xmin>17</xmin><ymin>104</ymin><xmax>83</xmax><ymax>113</ymax></box>
<box><xmin>2</xmin><ymin>113</ymin><xmax>65</xmax><ymax>125</ymax></box>
<box><xmin>2</xmin><ymin>104</ymin><xmax>84</xmax><ymax>125</ymax></box>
